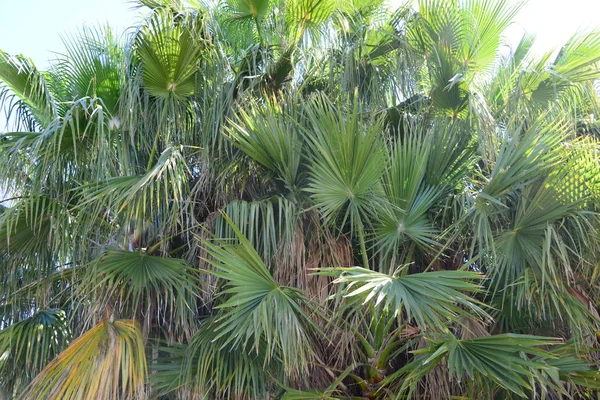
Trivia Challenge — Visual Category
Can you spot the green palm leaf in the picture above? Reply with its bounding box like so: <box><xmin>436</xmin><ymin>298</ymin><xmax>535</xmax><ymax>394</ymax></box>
<box><xmin>226</xmin><ymin>0</ymin><xmax>270</xmax><ymax>21</ymax></box>
<box><xmin>411</xmin><ymin>0</ymin><xmax>522</xmax><ymax>115</ymax></box>
<box><xmin>304</xmin><ymin>98</ymin><xmax>386</xmax><ymax>267</ymax></box>
<box><xmin>214</xmin><ymin>197</ymin><xmax>298</xmax><ymax>268</ymax></box>
<box><xmin>375</xmin><ymin>187</ymin><xmax>440</xmax><ymax>256</ymax></box>
<box><xmin>491</xmin><ymin>180</ymin><xmax>576</xmax><ymax>292</ymax></box>
<box><xmin>202</xmin><ymin>214</ymin><xmax>318</xmax><ymax>376</ymax></box>
<box><xmin>535</xmin><ymin>344</ymin><xmax>600</xmax><ymax>393</ymax></box>
<box><xmin>322</xmin><ymin>266</ymin><xmax>487</xmax><ymax>330</ymax></box>
<box><xmin>0</xmin><ymin>196</ymin><xmax>71</xmax><ymax>271</ymax></box>
<box><xmin>135</xmin><ymin>12</ymin><xmax>206</xmax><ymax>100</ymax></box>
<box><xmin>398</xmin><ymin>334</ymin><xmax>563</xmax><ymax>398</ymax></box>
<box><xmin>75</xmin><ymin>145</ymin><xmax>189</xmax><ymax>241</ymax></box>
<box><xmin>182</xmin><ymin>318</ymin><xmax>268</xmax><ymax>399</ymax></box>
<box><xmin>375</xmin><ymin>128</ymin><xmax>440</xmax><ymax>255</ymax></box>
<box><xmin>0</xmin><ymin>51</ymin><xmax>55</xmax><ymax>128</ymax></box>
<box><xmin>0</xmin><ymin>309</ymin><xmax>70</xmax><ymax>395</ymax></box>
<box><xmin>305</xmin><ymin>97</ymin><xmax>385</xmax><ymax>232</ymax></box>
<box><xmin>286</xmin><ymin>0</ymin><xmax>337</xmax><ymax>33</ymax></box>
<box><xmin>227</xmin><ymin>98</ymin><xmax>304</xmax><ymax>193</ymax></box>
<box><xmin>80</xmin><ymin>250</ymin><xmax>200</xmax><ymax>337</ymax></box>
<box><xmin>53</xmin><ymin>26</ymin><xmax>123</xmax><ymax>115</ymax></box>
<box><xmin>529</xmin><ymin>31</ymin><xmax>600</xmax><ymax>104</ymax></box>
<box><xmin>471</xmin><ymin>115</ymin><xmax>568</xmax><ymax>249</ymax></box>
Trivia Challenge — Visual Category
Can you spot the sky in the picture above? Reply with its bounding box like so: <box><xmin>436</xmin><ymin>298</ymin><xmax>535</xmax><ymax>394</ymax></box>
<box><xmin>505</xmin><ymin>0</ymin><xmax>600</xmax><ymax>53</ymax></box>
<box><xmin>0</xmin><ymin>0</ymin><xmax>145</xmax><ymax>67</ymax></box>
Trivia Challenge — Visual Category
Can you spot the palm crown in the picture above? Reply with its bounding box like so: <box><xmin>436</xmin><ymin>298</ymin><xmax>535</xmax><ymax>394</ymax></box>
<box><xmin>1</xmin><ymin>0</ymin><xmax>600</xmax><ymax>398</ymax></box>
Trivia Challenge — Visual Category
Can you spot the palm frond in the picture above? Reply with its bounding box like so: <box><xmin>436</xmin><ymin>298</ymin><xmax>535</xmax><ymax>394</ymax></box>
<box><xmin>80</xmin><ymin>250</ymin><xmax>200</xmax><ymax>338</ymax></box>
<box><xmin>202</xmin><ymin>214</ymin><xmax>318</xmax><ymax>377</ymax></box>
<box><xmin>74</xmin><ymin>145</ymin><xmax>190</xmax><ymax>246</ymax></box>
<box><xmin>226</xmin><ymin>97</ymin><xmax>304</xmax><ymax>194</ymax></box>
<box><xmin>304</xmin><ymin>97</ymin><xmax>385</xmax><ymax>233</ymax></box>
<box><xmin>375</xmin><ymin>126</ymin><xmax>440</xmax><ymax>256</ymax></box>
<box><xmin>322</xmin><ymin>266</ymin><xmax>488</xmax><ymax>330</ymax></box>
<box><xmin>0</xmin><ymin>51</ymin><xmax>55</xmax><ymax>128</ymax></box>
<box><xmin>214</xmin><ymin>197</ymin><xmax>298</xmax><ymax>269</ymax></box>
<box><xmin>22</xmin><ymin>319</ymin><xmax>147</xmax><ymax>400</ymax></box>
<box><xmin>182</xmin><ymin>318</ymin><xmax>269</xmax><ymax>399</ymax></box>
<box><xmin>52</xmin><ymin>26</ymin><xmax>124</xmax><ymax>115</ymax></box>
<box><xmin>136</xmin><ymin>11</ymin><xmax>207</xmax><ymax>100</ymax></box>
<box><xmin>225</xmin><ymin>0</ymin><xmax>270</xmax><ymax>21</ymax></box>
<box><xmin>397</xmin><ymin>334</ymin><xmax>562</xmax><ymax>398</ymax></box>
<box><xmin>286</xmin><ymin>0</ymin><xmax>337</xmax><ymax>36</ymax></box>
<box><xmin>0</xmin><ymin>309</ymin><xmax>70</xmax><ymax>395</ymax></box>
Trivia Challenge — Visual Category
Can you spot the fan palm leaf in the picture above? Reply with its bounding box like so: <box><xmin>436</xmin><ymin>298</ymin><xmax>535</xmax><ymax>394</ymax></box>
<box><xmin>0</xmin><ymin>309</ymin><xmax>70</xmax><ymax>395</ymax></box>
<box><xmin>322</xmin><ymin>266</ymin><xmax>487</xmax><ymax>330</ymax></box>
<box><xmin>226</xmin><ymin>98</ymin><xmax>305</xmax><ymax>195</ymax></box>
<box><xmin>0</xmin><ymin>51</ymin><xmax>55</xmax><ymax>128</ymax></box>
<box><xmin>182</xmin><ymin>318</ymin><xmax>269</xmax><ymax>399</ymax></box>
<box><xmin>226</xmin><ymin>0</ymin><xmax>270</xmax><ymax>21</ymax></box>
<box><xmin>79</xmin><ymin>250</ymin><xmax>200</xmax><ymax>337</ymax></box>
<box><xmin>304</xmin><ymin>97</ymin><xmax>386</xmax><ymax>266</ymax></box>
<box><xmin>22</xmin><ymin>319</ymin><xmax>147</xmax><ymax>400</ymax></box>
<box><xmin>396</xmin><ymin>334</ymin><xmax>563</xmax><ymax>398</ymax></box>
<box><xmin>202</xmin><ymin>214</ymin><xmax>318</xmax><ymax>376</ymax></box>
<box><xmin>135</xmin><ymin>11</ymin><xmax>207</xmax><ymax>100</ymax></box>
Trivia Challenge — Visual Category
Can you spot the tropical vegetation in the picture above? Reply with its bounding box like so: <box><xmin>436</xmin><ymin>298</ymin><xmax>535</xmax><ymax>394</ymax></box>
<box><xmin>1</xmin><ymin>0</ymin><xmax>600</xmax><ymax>398</ymax></box>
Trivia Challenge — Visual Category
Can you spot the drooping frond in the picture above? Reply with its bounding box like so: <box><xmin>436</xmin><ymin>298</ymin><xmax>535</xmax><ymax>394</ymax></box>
<box><xmin>182</xmin><ymin>318</ymin><xmax>269</xmax><ymax>399</ymax></box>
<box><xmin>0</xmin><ymin>309</ymin><xmax>70</xmax><ymax>396</ymax></box>
<box><xmin>79</xmin><ymin>250</ymin><xmax>200</xmax><ymax>337</ymax></box>
<box><xmin>0</xmin><ymin>51</ymin><xmax>55</xmax><ymax>129</ymax></box>
<box><xmin>22</xmin><ymin>319</ymin><xmax>147</xmax><ymax>400</ymax></box>
<box><xmin>396</xmin><ymin>334</ymin><xmax>596</xmax><ymax>399</ymax></box>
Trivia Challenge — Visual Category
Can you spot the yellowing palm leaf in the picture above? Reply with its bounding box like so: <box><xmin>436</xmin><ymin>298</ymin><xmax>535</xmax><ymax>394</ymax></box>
<box><xmin>22</xmin><ymin>319</ymin><xmax>147</xmax><ymax>400</ymax></box>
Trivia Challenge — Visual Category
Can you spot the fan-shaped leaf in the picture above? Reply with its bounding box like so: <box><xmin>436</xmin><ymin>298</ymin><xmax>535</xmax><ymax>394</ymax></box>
<box><xmin>322</xmin><ymin>266</ymin><xmax>487</xmax><ymax>329</ymax></box>
<box><xmin>22</xmin><ymin>319</ymin><xmax>147</xmax><ymax>400</ymax></box>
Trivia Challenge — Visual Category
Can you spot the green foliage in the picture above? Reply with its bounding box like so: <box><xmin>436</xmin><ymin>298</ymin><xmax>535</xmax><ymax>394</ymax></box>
<box><xmin>305</xmin><ymin>97</ymin><xmax>386</xmax><ymax>233</ymax></box>
<box><xmin>136</xmin><ymin>11</ymin><xmax>206</xmax><ymax>100</ymax></box>
<box><xmin>1</xmin><ymin>0</ymin><xmax>600</xmax><ymax>398</ymax></box>
<box><xmin>80</xmin><ymin>250</ymin><xmax>200</xmax><ymax>337</ymax></box>
<box><xmin>226</xmin><ymin>0</ymin><xmax>270</xmax><ymax>21</ymax></box>
<box><xmin>398</xmin><ymin>334</ymin><xmax>564</xmax><ymax>398</ymax></box>
<box><xmin>227</xmin><ymin>98</ymin><xmax>304</xmax><ymax>193</ymax></box>
<box><xmin>182</xmin><ymin>319</ymin><xmax>268</xmax><ymax>399</ymax></box>
<box><xmin>203</xmin><ymin>214</ymin><xmax>318</xmax><ymax>376</ymax></box>
<box><xmin>323</xmin><ymin>266</ymin><xmax>487</xmax><ymax>329</ymax></box>
<box><xmin>0</xmin><ymin>309</ymin><xmax>70</xmax><ymax>396</ymax></box>
<box><xmin>0</xmin><ymin>51</ymin><xmax>55</xmax><ymax>128</ymax></box>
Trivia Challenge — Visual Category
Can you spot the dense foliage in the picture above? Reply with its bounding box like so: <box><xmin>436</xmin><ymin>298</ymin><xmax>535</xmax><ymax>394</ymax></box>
<box><xmin>2</xmin><ymin>0</ymin><xmax>600</xmax><ymax>398</ymax></box>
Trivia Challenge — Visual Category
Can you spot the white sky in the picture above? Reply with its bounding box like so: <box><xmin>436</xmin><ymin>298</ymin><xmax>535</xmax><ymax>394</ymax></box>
<box><xmin>0</xmin><ymin>0</ymin><xmax>145</xmax><ymax>67</ymax></box>
<box><xmin>505</xmin><ymin>0</ymin><xmax>600</xmax><ymax>54</ymax></box>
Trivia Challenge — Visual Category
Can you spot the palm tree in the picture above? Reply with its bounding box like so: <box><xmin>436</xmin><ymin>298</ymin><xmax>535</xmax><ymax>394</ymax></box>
<box><xmin>1</xmin><ymin>0</ymin><xmax>600</xmax><ymax>398</ymax></box>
